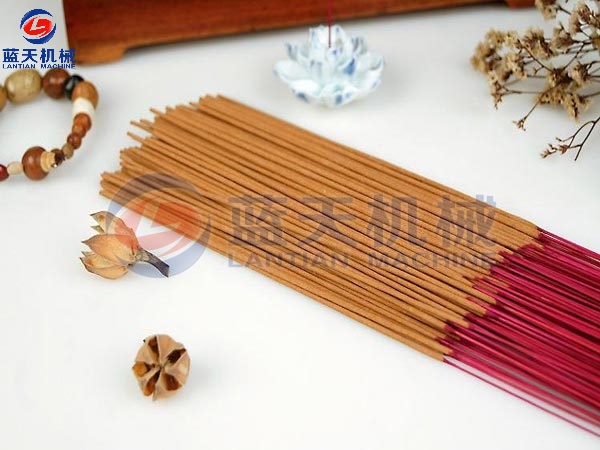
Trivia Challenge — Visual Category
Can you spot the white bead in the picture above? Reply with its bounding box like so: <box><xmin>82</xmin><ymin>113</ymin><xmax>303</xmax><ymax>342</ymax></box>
<box><xmin>72</xmin><ymin>97</ymin><xmax>95</xmax><ymax>123</ymax></box>
<box><xmin>6</xmin><ymin>161</ymin><xmax>23</xmax><ymax>175</ymax></box>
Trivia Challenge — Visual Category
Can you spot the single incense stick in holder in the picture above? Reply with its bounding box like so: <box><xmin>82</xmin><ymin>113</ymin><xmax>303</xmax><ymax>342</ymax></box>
<box><xmin>101</xmin><ymin>96</ymin><xmax>600</xmax><ymax>435</ymax></box>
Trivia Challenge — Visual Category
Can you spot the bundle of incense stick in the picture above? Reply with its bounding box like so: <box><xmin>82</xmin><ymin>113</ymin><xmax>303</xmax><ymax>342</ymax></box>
<box><xmin>101</xmin><ymin>95</ymin><xmax>600</xmax><ymax>434</ymax></box>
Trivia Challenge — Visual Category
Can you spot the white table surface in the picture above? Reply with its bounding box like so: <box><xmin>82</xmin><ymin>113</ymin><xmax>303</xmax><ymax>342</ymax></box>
<box><xmin>1</xmin><ymin>1</ymin><xmax>598</xmax><ymax>449</ymax></box>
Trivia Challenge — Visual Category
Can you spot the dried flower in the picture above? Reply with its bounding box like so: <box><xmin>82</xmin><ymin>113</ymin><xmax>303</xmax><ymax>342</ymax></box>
<box><xmin>132</xmin><ymin>334</ymin><xmax>190</xmax><ymax>400</ymax></box>
<box><xmin>535</xmin><ymin>0</ymin><xmax>559</xmax><ymax>20</ymax></box>
<box><xmin>81</xmin><ymin>211</ymin><xmax>169</xmax><ymax>279</ymax></box>
<box><xmin>568</xmin><ymin>61</ymin><xmax>590</xmax><ymax>86</ymax></box>
<box><xmin>543</xmin><ymin>116</ymin><xmax>600</xmax><ymax>158</ymax></box>
<box><xmin>472</xmin><ymin>0</ymin><xmax>600</xmax><ymax>159</ymax></box>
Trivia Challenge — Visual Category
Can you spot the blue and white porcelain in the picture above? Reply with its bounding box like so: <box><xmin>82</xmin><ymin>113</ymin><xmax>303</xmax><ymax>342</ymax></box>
<box><xmin>274</xmin><ymin>25</ymin><xmax>384</xmax><ymax>107</ymax></box>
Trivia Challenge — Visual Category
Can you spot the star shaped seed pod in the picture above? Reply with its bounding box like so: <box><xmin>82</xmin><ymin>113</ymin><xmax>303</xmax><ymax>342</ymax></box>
<box><xmin>81</xmin><ymin>211</ymin><xmax>169</xmax><ymax>279</ymax></box>
<box><xmin>132</xmin><ymin>334</ymin><xmax>190</xmax><ymax>400</ymax></box>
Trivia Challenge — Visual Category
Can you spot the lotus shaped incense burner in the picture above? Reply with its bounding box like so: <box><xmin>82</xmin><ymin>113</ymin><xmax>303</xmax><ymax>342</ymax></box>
<box><xmin>274</xmin><ymin>25</ymin><xmax>384</xmax><ymax>107</ymax></box>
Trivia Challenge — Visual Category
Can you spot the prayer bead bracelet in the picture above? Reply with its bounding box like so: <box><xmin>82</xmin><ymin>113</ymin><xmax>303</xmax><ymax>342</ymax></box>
<box><xmin>0</xmin><ymin>68</ymin><xmax>98</xmax><ymax>182</ymax></box>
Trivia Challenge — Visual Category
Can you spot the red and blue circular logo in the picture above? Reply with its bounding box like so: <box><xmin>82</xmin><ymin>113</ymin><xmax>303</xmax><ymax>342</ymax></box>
<box><xmin>108</xmin><ymin>174</ymin><xmax>212</xmax><ymax>278</ymax></box>
<box><xmin>21</xmin><ymin>9</ymin><xmax>56</xmax><ymax>44</ymax></box>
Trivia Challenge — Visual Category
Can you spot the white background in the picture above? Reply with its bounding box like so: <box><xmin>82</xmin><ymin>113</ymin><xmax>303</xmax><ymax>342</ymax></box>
<box><xmin>0</xmin><ymin>1</ymin><xmax>598</xmax><ymax>449</ymax></box>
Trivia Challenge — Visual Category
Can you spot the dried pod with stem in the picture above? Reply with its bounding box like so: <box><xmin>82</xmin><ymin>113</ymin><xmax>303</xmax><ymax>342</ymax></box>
<box><xmin>132</xmin><ymin>334</ymin><xmax>191</xmax><ymax>400</ymax></box>
<box><xmin>472</xmin><ymin>0</ymin><xmax>600</xmax><ymax>159</ymax></box>
<box><xmin>81</xmin><ymin>211</ymin><xmax>170</xmax><ymax>279</ymax></box>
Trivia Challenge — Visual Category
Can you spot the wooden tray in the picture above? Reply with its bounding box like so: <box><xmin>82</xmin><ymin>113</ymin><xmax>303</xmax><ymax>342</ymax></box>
<box><xmin>63</xmin><ymin>0</ymin><xmax>534</xmax><ymax>65</ymax></box>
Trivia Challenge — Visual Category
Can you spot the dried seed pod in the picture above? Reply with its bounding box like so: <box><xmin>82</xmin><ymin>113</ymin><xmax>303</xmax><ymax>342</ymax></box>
<box><xmin>80</xmin><ymin>251</ymin><xmax>129</xmax><ymax>280</ymax></box>
<box><xmin>90</xmin><ymin>211</ymin><xmax>137</xmax><ymax>238</ymax></box>
<box><xmin>132</xmin><ymin>334</ymin><xmax>190</xmax><ymax>400</ymax></box>
<box><xmin>81</xmin><ymin>211</ymin><xmax>170</xmax><ymax>279</ymax></box>
<box><xmin>83</xmin><ymin>234</ymin><xmax>137</xmax><ymax>266</ymax></box>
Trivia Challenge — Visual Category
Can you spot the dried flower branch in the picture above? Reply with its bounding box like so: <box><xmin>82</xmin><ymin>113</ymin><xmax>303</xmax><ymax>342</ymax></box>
<box><xmin>81</xmin><ymin>211</ymin><xmax>169</xmax><ymax>279</ymax></box>
<box><xmin>472</xmin><ymin>0</ymin><xmax>600</xmax><ymax>159</ymax></box>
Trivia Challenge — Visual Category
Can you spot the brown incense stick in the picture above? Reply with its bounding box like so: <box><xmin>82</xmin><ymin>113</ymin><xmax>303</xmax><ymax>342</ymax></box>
<box><xmin>101</xmin><ymin>97</ymin><xmax>510</xmax><ymax>350</ymax></box>
<box><xmin>100</xmin><ymin>96</ymin><xmax>600</xmax><ymax>434</ymax></box>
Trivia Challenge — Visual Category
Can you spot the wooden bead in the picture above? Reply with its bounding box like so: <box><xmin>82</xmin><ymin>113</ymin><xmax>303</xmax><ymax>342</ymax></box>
<box><xmin>72</xmin><ymin>123</ymin><xmax>87</xmax><ymax>138</ymax></box>
<box><xmin>74</xmin><ymin>113</ymin><xmax>92</xmax><ymax>132</ymax></box>
<box><xmin>4</xmin><ymin>69</ymin><xmax>42</xmax><ymax>103</ymax></box>
<box><xmin>0</xmin><ymin>164</ymin><xmax>8</xmax><ymax>181</ymax></box>
<box><xmin>22</xmin><ymin>146</ymin><xmax>48</xmax><ymax>180</ymax></box>
<box><xmin>42</xmin><ymin>68</ymin><xmax>69</xmax><ymax>99</ymax></box>
<box><xmin>61</xmin><ymin>143</ymin><xmax>75</xmax><ymax>159</ymax></box>
<box><xmin>7</xmin><ymin>161</ymin><xmax>23</xmax><ymax>175</ymax></box>
<box><xmin>72</xmin><ymin>81</ymin><xmax>99</xmax><ymax>108</ymax></box>
<box><xmin>0</xmin><ymin>71</ymin><xmax>97</xmax><ymax>182</ymax></box>
<box><xmin>0</xmin><ymin>85</ymin><xmax>7</xmax><ymax>112</ymax></box>
<box><xmin>67</xmin><ymin>132</ymin><xmax>82</xmax><ymax>150</ymax></box>
<box><xmin>51</xmin><ymin>149</ymin><xmax>65</xmax><ymax>167</ymax></box>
